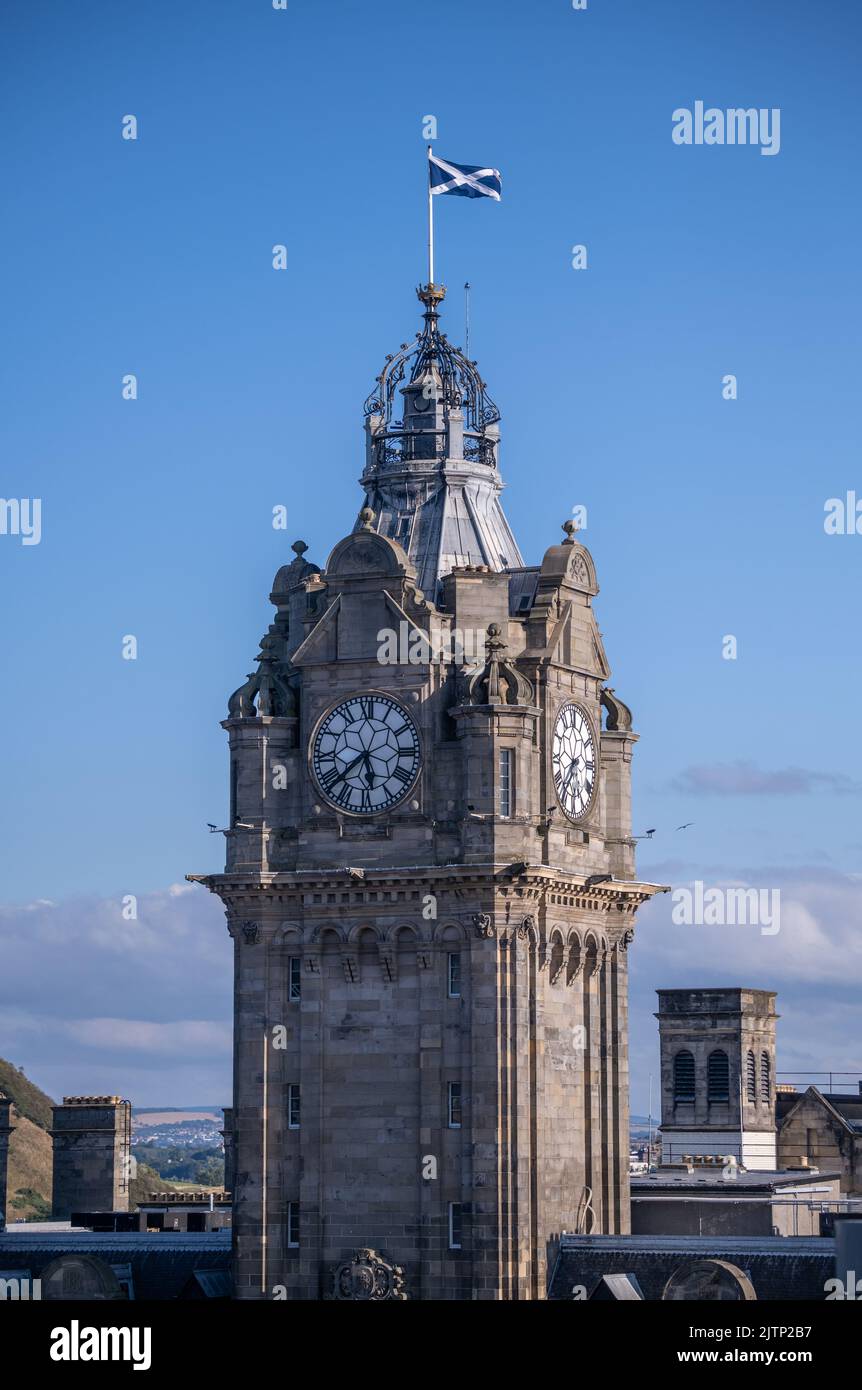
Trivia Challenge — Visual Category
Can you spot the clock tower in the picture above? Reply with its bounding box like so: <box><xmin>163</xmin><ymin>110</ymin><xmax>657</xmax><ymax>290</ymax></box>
<box><xmin>190</xmin><ymin>283</ymin><xmax>666</xmax><ymax>1300</ymax></box>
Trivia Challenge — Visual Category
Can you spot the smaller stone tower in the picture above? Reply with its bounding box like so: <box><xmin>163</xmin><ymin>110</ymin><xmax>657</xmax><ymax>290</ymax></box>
<box><xmin>0</xmin><ymin>1094</ymin><xmax>16</xmax><ymax>1229</ymax></box>
<box><xmin>51</xmin><ymin>1096</ymin><xmax>132</xmax><ymax>1219</ymax></box>
<box><xmin>657</xmin><ymin>989</ymin><xmax>778</xmax><ymax>1170</ymax></box>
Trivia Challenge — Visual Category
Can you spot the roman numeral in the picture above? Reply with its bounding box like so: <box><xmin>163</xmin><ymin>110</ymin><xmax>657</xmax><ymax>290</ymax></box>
<box><xmin>359</xmin><ymin>698</ymin><xmax>375</xmax><ymax>721</ymax></box>
<box><xmin>392</xmin><ymin>765</ymin><xmax>413</xmax><ymax>785</ymax></box>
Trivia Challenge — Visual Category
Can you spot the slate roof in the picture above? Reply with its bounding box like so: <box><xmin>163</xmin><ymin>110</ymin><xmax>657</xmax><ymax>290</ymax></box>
<box><xmin>180</xmin><ymin>1269</ymin><xmax>232</xmax><ymax>1299</ymax></box>
<box><xmin>0</xmin><ymin>1231</ymin><xmax>231</xmax><ymax>1301</ymax></box>
<box><xmin>548</xmin><ymin>1235</ymin><xmax>835</xmax><ymax>1302</ymax></box>
<box><xmin>777</xmin><ymin>1086</ymin><xmax>862</xmax><ymax>1136</ymax></box>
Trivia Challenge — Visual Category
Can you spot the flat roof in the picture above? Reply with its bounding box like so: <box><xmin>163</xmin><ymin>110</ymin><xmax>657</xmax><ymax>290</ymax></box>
<box><xmin>3</xmin><ymin>1222</ymin><xmax>88</xmax><ymax>1234</ymax></box>
<box><xmin>632</xmin><ymin>1168</ymin><xmax>840</xmax><ymax>1192</ymax></box>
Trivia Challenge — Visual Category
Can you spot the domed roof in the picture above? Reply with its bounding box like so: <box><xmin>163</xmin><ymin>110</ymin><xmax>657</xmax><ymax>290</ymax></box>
<box><xmin>358</xmin><ymin>285</ymin><xmax>522</xmax><ymax>602</ymax></box>
<box><xmin>364</xmin><ymin>284</ymin><xmax>500</xmax><ymax>440</ymax></box>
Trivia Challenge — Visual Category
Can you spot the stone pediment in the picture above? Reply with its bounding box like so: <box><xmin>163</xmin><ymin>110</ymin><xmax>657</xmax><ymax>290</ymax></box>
<box><xmin>326</xmin><ymin>523</ymin><xmax>414</xmax><ymax>582</ymax></box>
<box><xmin>538</xmin><ymin>538</ymin><xmax>598</xmax><ymax>596</ymax></box>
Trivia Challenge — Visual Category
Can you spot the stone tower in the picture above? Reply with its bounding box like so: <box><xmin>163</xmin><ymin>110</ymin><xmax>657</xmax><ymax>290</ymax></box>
<box><xmin>51</xmin><ymin>1096</ymin><xmax>132</xmax><ymax>1220</ymax></box>
<box><xmin>0</xmin><ymin>1094</ymin><xmax>15</xmax><ymax>1229</ymax></box>
<box><xmin>656</xmin><ymin>988</ymin><xmax>778</xmax><ymax>1170</ymax></box>
<box><xmin>191</xmin><ymin>283</ymin><xmax>666</xmax><ymax>1300</ymax></box>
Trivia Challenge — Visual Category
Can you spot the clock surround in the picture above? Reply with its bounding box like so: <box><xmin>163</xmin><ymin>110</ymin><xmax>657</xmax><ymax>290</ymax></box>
<box><xmin>309</xmin><ymin>692</ymin><xmax>422</xmax><ymax>815</ymax></box>
<box><xmin>552</xmin><ymin>700</ymin><xmax>598</xmax><ymax>823</ymax></box>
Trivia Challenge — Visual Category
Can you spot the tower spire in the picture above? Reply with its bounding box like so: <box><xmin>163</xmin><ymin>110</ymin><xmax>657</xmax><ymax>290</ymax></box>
<box><xmin>359</xmin><ymin>288</ymin><xmax>522</xmax><ymax>600</ymax></box>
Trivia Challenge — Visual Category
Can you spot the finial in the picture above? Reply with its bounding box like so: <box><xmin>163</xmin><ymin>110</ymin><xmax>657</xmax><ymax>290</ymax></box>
<box><xmin>291</xmin><ymin>539</ymin><xmax>308</xmax><ymax>558</ymax></box>
<box><xmin>562</xmin><ymin>519</ymin><xmax>578</xmax><ymax>544</ymax></box>
<box><xmin>485</xmin><ymin>622</ymin><xmax>507</xmax><ymax>658</ymax></box>
<box><xmin>359</xmin><ymin>506</ymin><xmax>375</xmax><ymax>531</ymax></box>
<box><xmin>417</xmin><ymin>283</ymin><xmax>447</xmax><ymax>309</ymax></box>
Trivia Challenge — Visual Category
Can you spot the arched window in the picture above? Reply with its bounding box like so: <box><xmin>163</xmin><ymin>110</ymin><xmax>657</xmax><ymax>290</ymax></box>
<box><xmin>746</xmin><ymin>1050</ymin><xmax>756</xmax><ymax>1103</ymax></box>
<box><xmin>707</xmin><ymin>1049</ymin><xmax>730</xmax><ymax>1102</ymax></box>
<box><xmin>673</xmin><ymin>1050</ymin><xmax>695</xmax><ymax>1102</ymax></box>
<box><xmin>760</xmin><ymin>1051</ymin><xmax>771</xmax><ymax>1102</ymax></box>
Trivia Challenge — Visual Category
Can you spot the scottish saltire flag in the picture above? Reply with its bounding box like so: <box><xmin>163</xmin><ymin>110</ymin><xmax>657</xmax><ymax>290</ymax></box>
<box><xmin>429</xmin><ymin>153</ymin><xmax>502</xmax><ymax>201</ymax></box>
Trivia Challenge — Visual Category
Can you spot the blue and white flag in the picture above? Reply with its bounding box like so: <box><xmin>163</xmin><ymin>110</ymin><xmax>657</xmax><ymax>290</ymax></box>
<box><xmin>429</xmin><ymin>152</ymin><xmax>502</xmax><ymax>201</ymax></box>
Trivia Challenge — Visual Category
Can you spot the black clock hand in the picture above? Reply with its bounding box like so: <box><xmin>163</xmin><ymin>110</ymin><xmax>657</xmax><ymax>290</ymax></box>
<box><xmin>337</xmin><ymin>750</ymin><xmax>366</xmax><ymax>780</ymax></box>
<box><xmin>362</xmin><ymin>753</ymin><xmax>376</xmax><ymax>788</ymax></box>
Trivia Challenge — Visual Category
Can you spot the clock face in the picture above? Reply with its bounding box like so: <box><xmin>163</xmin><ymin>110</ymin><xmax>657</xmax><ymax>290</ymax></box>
<box><xmin>311</xmin><ymin>694</ymin><xmax>421</xmax><ymax>814</ymax></box>
<box><xmin>552</xmin><ymin>702</ymin><xmax>597</xmax><ymax>821</ymax></box>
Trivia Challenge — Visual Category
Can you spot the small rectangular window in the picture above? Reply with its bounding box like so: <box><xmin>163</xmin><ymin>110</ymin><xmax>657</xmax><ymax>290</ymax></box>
<box><xmin>447</xmin><ymin>952</ymin><xmax>461</xmax><ymax>999</ymax></box>
<box><xmin>288</xmin><ymin>1084</ymin><xmax>300</xmax><ymax>1130</ymax></box>
<box><xmin>289</xmin><ymin>957</ymin><xmax>301</xmax><ymax>1001</ymax></box>
<box><xmin>499</xmin><ymin>748</ymin><xmax>513</xmax><ymax>818</ymax></box>
<box><xmin>448</xmin><ymin>1202</ymin><xmax>462</xmax><ymax>1251</ymax></box>
<box><xmin>448</xmin><ymin>1081</ymin><xmax>462</xmax><ymax>1129</ymax></box>
<box><xmin>287</xmin><ymin>1201</ymin><xmax>299</xmax><ymax>1248</ymax></box>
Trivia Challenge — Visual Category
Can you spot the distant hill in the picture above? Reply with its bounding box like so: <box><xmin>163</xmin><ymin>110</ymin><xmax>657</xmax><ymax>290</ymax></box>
<box><xmin>129</xmin><ymin>1161</ymin><xmax>184</xmax><ymax>1208</ymax></box>
<box><xmin>133</xmin><ymin>1109</ymin><xmax>223</xmax><ymax>1128</ymax></box>
<box><xmin>0</xmin><ymin>1058</ymin><xmax>54</xmax><ymax>1131</ymax></box>
<box><xmin>7</xmin><ymin>1115</ymin><xmax>53</xmax><ymax>1220</ymax></box>
<box><xmin>134</xmin><ymin>1107</ymin><xmax>224</xmax><ymax>1116</ymax></box>
<box><xmin>0</xmin><ymin>1060</ymin><xmax>55</xmax><ymax>1220</ymax></box>
<box><xmin>0</xmin><ymin>1058</ymin><xmax>184</xmax><ymax>1221</ymax></box>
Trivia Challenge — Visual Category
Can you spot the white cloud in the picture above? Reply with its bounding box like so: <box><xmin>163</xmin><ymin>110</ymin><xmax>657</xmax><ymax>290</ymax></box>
<box><xmin>0</xmin><ymin>883</ymin><xmax>232</xmax><ymax>1105</ymax></box>
<box><xmin>627</xmin><ymin>862</ymin><xmax>862</xmax><ymax>1111</ymax></box>
<box><xmin>671</xmin><ymin>761</ymin><xmax>862</xmax><ymax>797</ymax></box>
<box><xmin>633</xmin><ymin>866</ymin><xmax>862</xmax><ymax>986</ymax></box>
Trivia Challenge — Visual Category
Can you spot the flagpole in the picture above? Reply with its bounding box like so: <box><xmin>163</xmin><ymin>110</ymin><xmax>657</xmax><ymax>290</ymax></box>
<box><xmin>464</xmin><ymin>281</ymin><xmax>471</xmax><ymax>357</ymax></box>
<box><xmin>427</xmin><ymin>145</ymin><xmax>434</xmax><ymax>285</ymax></box>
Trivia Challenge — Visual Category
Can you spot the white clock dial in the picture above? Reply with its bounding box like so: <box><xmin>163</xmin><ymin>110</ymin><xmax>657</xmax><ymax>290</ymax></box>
<box><xmin>552</xmin><ymin>702</ymin><xmax>597</xmax><ymax>821</ymax></box>
<box><xmin>311</xmin><ymin>695</ymin><xmax>421</xmax><ymax>815</ymax></box>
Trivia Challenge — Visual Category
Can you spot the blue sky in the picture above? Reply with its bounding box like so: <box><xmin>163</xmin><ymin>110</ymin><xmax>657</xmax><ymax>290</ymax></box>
<box><xmin>1</xmin><ymin>0</ymin><xmax>860</xmax><ymax>1109</ymax></box>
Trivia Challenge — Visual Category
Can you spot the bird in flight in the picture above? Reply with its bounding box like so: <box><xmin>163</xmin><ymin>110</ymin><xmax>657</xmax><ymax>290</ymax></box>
<box><xmin>676</xmin><ymin>822</ymin><xmax>694</xmax><ymax>831</ymax></box>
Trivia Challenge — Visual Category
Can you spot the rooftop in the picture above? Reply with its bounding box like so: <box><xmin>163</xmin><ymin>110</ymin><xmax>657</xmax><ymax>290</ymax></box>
<box><xmin>0</xmin><ymin>1231</ymin><xmax>232</xmax><ymax>1301</ymax></box>
<box><xmin>632</xmin><ymin>1168</ymin><xmax>841</xmax><ymax>1193</ymax></box>
<box><xmin>549</xmin><ymin>1235</ymin><xmax>836</xmax><ymax>1301</ymax></box>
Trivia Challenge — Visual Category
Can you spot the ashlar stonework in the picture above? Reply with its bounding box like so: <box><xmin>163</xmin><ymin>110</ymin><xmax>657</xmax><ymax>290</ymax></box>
<box><xmin>190</xmin><ymin>283</ymin><xmax>667</xmax><ymax>1300</ymax></box>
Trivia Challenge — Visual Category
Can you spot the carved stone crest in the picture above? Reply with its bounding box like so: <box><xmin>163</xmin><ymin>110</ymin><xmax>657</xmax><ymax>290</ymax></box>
<box><xmin>240</xmin><ymin>921</ymin><xmax>260</xmax><ymax>945</ymax></box>
<box><xmin>326</xmin><ymin>1247</ymin><xmax>407</xmax><ymax>1301</ymax></box>
<box><xmin>349</xmin><ymin>544</ymin><xmax>379</xmax><ymax>568</ymax></box>
<box><xmin>472</xmin><ymin>912</ymin><xmax>494</xmax><ymax>938</ymax></box>
<box><xmin>571</xmin><ymin>553</ymin><xmax>589</xmax><ymax>586</ymax></box>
